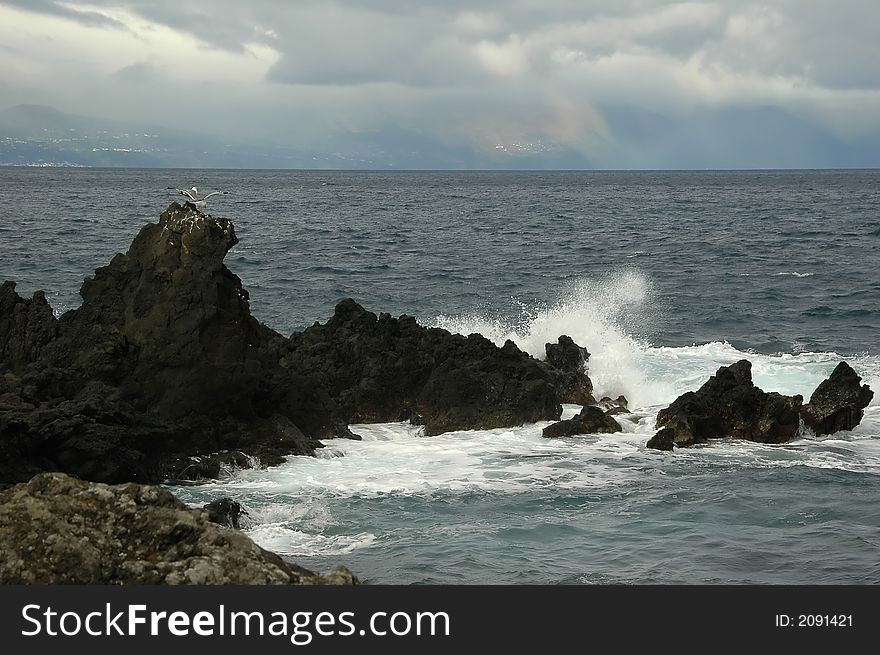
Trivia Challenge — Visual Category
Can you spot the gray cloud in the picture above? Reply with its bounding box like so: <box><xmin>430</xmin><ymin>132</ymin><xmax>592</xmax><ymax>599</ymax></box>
<box><xmin>0</xmin><ymin>0</ymin><xmax>128</xmax><ymax>30</ymax></box>
<box><xmin>0</xmin><ymin>0</ymin><xmax>878</xmax><ymax>167</ymax></box>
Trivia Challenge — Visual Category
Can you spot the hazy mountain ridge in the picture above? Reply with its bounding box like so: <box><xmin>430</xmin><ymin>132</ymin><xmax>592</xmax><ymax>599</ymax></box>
<box><xmin>1</xmin><ymin>104</ymin><xmax>876</xmax><ymax>169</ymax></box>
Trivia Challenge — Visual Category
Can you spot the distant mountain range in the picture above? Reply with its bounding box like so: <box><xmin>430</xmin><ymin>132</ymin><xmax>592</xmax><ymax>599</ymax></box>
<box><xmin>0</xmin><ymin>103</ymin><xmax>876</xmax><ymax>169</ymax></box>
<box><xmin>0</xmin><ymin>104</ymin><xmax>354</xmax><ymax>169</ymax></box>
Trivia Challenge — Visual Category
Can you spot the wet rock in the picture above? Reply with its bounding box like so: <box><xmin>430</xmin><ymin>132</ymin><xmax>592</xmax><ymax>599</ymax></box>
<box><xmin>203</xmin><ymin>497</ymin><xmax>248</xmax><ymax>530</ymax></box>
<box><xmin>801</xmin><ymin>362</ymin><xmax>873</xmax><ymax>436</ymax></box>
<box><xmin>0</xmin><ymin>473</ymin><xmax>357</xmax><ymax>585</ymax></box>
<box><xmin>599</xmin><ymin>395</ymin><xmax>629</xmax><ymax>416</ymax></box>
<box><xmin>285</xmin><ymin>299</ymin><xmax>562</xmax><ymax>436</ymax></box>
<box><xmin>544</xmin><ymin>335</ymin><xmax>595</xmax><ymax>405</ymax></box>
<box><xmin>646</xmin><ymin>426</ymin><xmax>675</xmax><ymax>451</ymax></box>
<box><xmin>649</xmin><ymin>360</ymin><xmax>803</xmax><ymax>449</ymax></box>
<box><xmin>542</xmin><ymin>405</ymin><xmax>622</xmax><ymax>438</ymax></box>
<box><xmin>162</xmin><ymin>451</ymin><xmax>252</xmax><ymax>483</ymax></box>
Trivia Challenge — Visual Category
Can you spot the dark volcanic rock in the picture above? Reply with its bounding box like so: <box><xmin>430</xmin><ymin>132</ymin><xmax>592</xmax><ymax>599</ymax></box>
<box><xmin>0</xmin><ymin>473</ymin><xmax>356</xmax><ymax>584</ymax></box>
<box><xmin>0</xmin><ymin>376</ymin><xmax>177</xmax><ymax>484</ymax></box>
<box><xmin>544</xmin><ymin>335</ymin><xmax>595</xmax><ymax>405</ymax></box>
<box><xmin>285</xmin><ymin>299</ymin><xmax>562</xmax><ymax>435</ymax></box>
<box><xmin>0</xmin><ymin>203</ymin><xmax>340</xmax><ymax>483</ymax></box>
<box><xmin>649</xmin><ymin>360</ymin><xmax>803</xmax><ymax>449</ymax></box>
<box><xmin>542</xmin><ymin>405</ymin><xmax>622</xmax><ymax>438</ymax></box>
<box><xmin>2</xmin><ymin>202</ymin><xmax>579</xmax><ymax>483</ymax></box>
<box><xmin>801</xmin><ymin>362</ymin><xmax>873</xmax><ymax>435</ymax></box>
<box><xmin>599</xmin><ymin>395</ymin><xmax>629</xmax><ymax>415</ymax></box>
<box><xmin>203</xmin><ymin>497</ymin><xmax>248</xmax><ymax>530</ymax></box>
<box><xmin>162</xmin><ymin>450</ymin><xmax>253</xmax><ymax>482</ymax></box>
<box><xmin>646</xmin><ymin>426</ymin><xmax>675</xmax><ymax>451</ymax></box>
<box><xmin>0</xmin><ymin>282</ymin><xmax>58</xmax><ymax>369</ymax></box>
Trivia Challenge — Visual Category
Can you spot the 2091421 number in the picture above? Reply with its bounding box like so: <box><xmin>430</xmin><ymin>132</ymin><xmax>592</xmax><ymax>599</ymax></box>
<box><xmin>798</xmin><ymin>615</ymin><xmax>852</xmax><ymax>627</ymax></box>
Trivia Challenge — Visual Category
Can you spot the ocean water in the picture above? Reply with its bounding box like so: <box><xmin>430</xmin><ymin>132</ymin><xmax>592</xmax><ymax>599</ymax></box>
<box><xmin>1</xmin><ymin>168</ymin><xmax>879</xmax><ymax>584</ymax></box>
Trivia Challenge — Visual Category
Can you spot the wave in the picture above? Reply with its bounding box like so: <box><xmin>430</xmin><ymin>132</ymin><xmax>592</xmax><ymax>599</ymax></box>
<box><xmin>246</xmin><ymin>525</ymin><xmax>377</xmax><ymax>557</ymax></box>
<box><xmin>434</xmin><ymin>270</ymin><xmax>661</xmax><ymax>405</ymax></box>
<box><xmin>432</xmin><ymin>270</ymin><xmax>879</xmax><ymax>408</ymax></box>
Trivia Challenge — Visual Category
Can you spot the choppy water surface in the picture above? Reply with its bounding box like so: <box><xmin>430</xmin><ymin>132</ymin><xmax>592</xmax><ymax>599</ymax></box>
<box><xmin>2</xmin><ymin>168</ymin><xmax>878</xmax><ymax>583</ymax></box>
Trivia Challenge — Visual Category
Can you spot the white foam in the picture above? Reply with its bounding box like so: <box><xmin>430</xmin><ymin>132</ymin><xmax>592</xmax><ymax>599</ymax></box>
<box><xmin>435</xmin><ymin>270</ymin><xmax>661</xmax><ymax>406</ymax></box>
<box><xmin>246</xmin><ymin>525</ymin><xmax>376</xmax><ymax>557</ymax></box>
<box><xmin>434</xmin><ymin>271</ymin><xmax>878</xmax><ymax>409</ymax></box>
<box><xmin>171</xmin><ymin>273</ymin><xmax>880</xmax><ymax>559</ymax></box>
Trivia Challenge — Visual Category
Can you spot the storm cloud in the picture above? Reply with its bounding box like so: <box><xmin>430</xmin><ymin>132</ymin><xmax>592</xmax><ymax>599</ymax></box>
<box><xmin>1</xmin><ymin>0</ymin><xmax>878</xmax><ymax>167</ymax></box>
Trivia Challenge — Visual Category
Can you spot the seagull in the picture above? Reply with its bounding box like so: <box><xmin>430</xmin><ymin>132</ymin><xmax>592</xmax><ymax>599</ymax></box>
<box><xmin>167</xmin><ymin>186</ymin><xmax>230</xmax><ymax>209</ymax></box>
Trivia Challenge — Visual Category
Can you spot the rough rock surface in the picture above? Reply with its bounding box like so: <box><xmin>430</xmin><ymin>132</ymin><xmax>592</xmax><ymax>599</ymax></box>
<box><xmin>645</xmin><ymin>426</ymin><xmax>675</xmax><ymax>451</ymax></box>
<box><xmin>0</xmin><ymin>204</ymin><xmax>335</xmax><ymax>484</ymax></box>
<box><xmin>542</xmin><ymin>405</ymin><xmax>622</xmax><ymax>438</ymax></box>
<box><xmin>0</xmin><ymin>473</ymin><xmax>357</xmax><ymax>585</ymax></box>
<box><xmin>647</xmin><ymin>359</ymin><xmax>873</xmax><ymax>450</ymax></box>
<box><xmin>543</xmin><ymin>335</ymin><xmax>595</xmax><ymax>405</ymax></box>
<box><xmin>203</xmin><ymin>497</ymin><xmax>248</xmax><ymax>530</ymax></box>
<box><xmin>800</xmin><ymin>362</ymin><xmax>873</xmax><ymax>436</ymax></box>
<box><xmin>284</xmin><ymin>299</ymin><xmax>563</xmax><ymax>435</ymax></box>
<box><xmin>649</xmin><ymin>360</ymin><xmax>803</xmax><ymax>449</ymax></box>
<box><xmin>1</xmin><ymin>203</ymin><xmax>581</xmax><ymax>483</ymax></box>
<box><xmin>0</xmin><ymin>283</ymin><xmax>58</xmax><ymax>368</ymax></box>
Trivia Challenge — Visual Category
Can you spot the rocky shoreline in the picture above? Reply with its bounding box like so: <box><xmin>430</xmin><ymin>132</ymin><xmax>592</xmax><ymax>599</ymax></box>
<box><xmin>0</xmin><ymin>472</ymin><xmax>357</xmax><ymax>584</ymax></box>
<box><xmin>0</xmin><ymin>202</ymin><xmax>873</xmax><ymax>583</ymax></box>
<box><xmin>0</xmin><ymin>203</ymin><xmax>598</xmax><ymax>486</ymax></box>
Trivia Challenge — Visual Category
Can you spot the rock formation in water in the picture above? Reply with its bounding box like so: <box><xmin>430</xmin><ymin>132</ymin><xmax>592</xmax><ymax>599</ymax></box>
<box><xmin>647</xmin><ymin>359</ymin><xmax>873</xmax><ymax>450</ymax></box>
<box><xmin>544</xmin><ymin>335</ymin><xmax>595</xmax><ymax>405</ymax></box>
<box><xmin>647</xmin><ymin>360</ymin><xmax>802</xmax><ymax>449</ymax></box>
<box><xmin>284</xmin><ymin>299</ymin><xmax>563</xmax><ymax>435</ymax></box>
<box><xmin>542</xmin><ymin>405</ymin><xmax>622</xmax><ymax>438</ymax></box>
<box><xmin>800</xmin><ymin>362</ymin><xmax>873</xmax><ymax>435</ymax></box>
<box><xmin>0</xmin><ymin>473</ymin><xmax>355</xmax><ymax>584</ymax></box>
<box><xmin>0</xmin><ymin>204</ymin><xmax>335</xmax><ymax>484</ymax></box>
<box><xmin>0</xmin><ymin>202</ymin><xmax>589</xmax><ymax>483</ymax></box>
<box><xmin>203</xmin><ymin>497</ymin><xmax>248</xmax><ymax>530</ymax></box>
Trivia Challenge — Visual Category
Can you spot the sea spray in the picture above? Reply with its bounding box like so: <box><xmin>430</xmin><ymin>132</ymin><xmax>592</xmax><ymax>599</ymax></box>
<box><xmin>433</xmin><ymin>270</ymin><xmax>668</xmax><ymax>407</ymax></box>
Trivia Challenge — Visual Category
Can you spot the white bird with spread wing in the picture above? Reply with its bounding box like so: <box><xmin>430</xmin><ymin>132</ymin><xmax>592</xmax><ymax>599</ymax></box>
<box><xmin>168</xmin><ymin>185</ymin><xmax>230</xmax><ymax>209</ymax></box>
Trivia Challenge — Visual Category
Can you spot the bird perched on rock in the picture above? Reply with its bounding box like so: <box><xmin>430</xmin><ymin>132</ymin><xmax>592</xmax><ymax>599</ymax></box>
<box><xmin>168</xmin><ymin>186</ymin><xmax>229</xmax><ymax>209</ymax></box>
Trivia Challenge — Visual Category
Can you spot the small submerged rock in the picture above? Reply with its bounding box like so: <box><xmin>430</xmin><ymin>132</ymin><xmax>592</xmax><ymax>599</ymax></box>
<box><xmin>163</xmin><ymin>451</ymin><xmax>252</xmax><ymax>483</ymax></box>
<box><xmin>203</xmin><ymin>497</ymin><xmax>248</xmax><ymax>530</ymax></box>
<box><xmin>598</xmin><ymin>395</ymin><xmax>629</xmax><ymax>416</ymax></box>
<box><xmin>542</xmin><ymin>405</ymin><xmax>622</xmax><ymax>438</ymax></box>
<box><xmin>0</xmin><ymin>473</ymin><xmax>357</xmax><ymax>585</ymax></box>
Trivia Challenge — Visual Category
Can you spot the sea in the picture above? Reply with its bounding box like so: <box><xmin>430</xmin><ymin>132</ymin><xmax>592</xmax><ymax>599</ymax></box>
<box><xmin>1</xmin><ymin>167</ymin><xmax>878</xmax><ymax>584</ymax></box>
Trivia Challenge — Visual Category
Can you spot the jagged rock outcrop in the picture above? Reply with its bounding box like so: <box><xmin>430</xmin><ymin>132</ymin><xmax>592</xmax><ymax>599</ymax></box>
<box><xmin>542</xmin><ymin>405</ymin><xmax>622</xmax><ymax>438</ymax></box>
<box><xmin>647</xmin><ymin>359</ymin><xmax>873</xmax><ymax>450</ymax></box>
<box><xmin>284</xmin><ymin>299</ymin><xmax>562</xmax><ymax>435</ymax></box>
<box><xmin>800</xmin><ymin>362</ymin><xmax>873</xmax><ymax>435</ymax></box>
<box><xmin>0</xmin><ymin>473</ymin><xmax>356</xmax><ymax>585</ymax></box>
<box><xmin>0</xmin><ymin>283</ymin><xmax>58</xmax><ymax>368</ymax></box>
<box><xmin>544</xmin><ymin>335</ymin><xmax>595</xmax><ymax>405</ymax></box>
<box><xmin>648</xmin><ymin>360</ymin><xmax>803</xmax><ymax>449</ymax></box>
<box><xmin>0</xmin><ymin>204</ymin><xmax>341</xmax><ymax>484</ymax></box>
<box><xmin>1</xmin><ymin>203</ymin><xmax>577</xmax><ymax>483</ymax></box>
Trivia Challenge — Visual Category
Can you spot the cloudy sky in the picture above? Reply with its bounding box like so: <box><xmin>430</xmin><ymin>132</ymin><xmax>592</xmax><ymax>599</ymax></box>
<box><xmin>1</xmin><ymin>0</ymin><xmax>878</xmax><ymax>167</ymax></box>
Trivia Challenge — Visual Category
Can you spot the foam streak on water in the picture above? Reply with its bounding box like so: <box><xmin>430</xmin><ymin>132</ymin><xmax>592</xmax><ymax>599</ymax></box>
<box><xmin>176</xmin><ymin>266</ymin><xmax>880</xmax><ymax>582</ymax></box>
